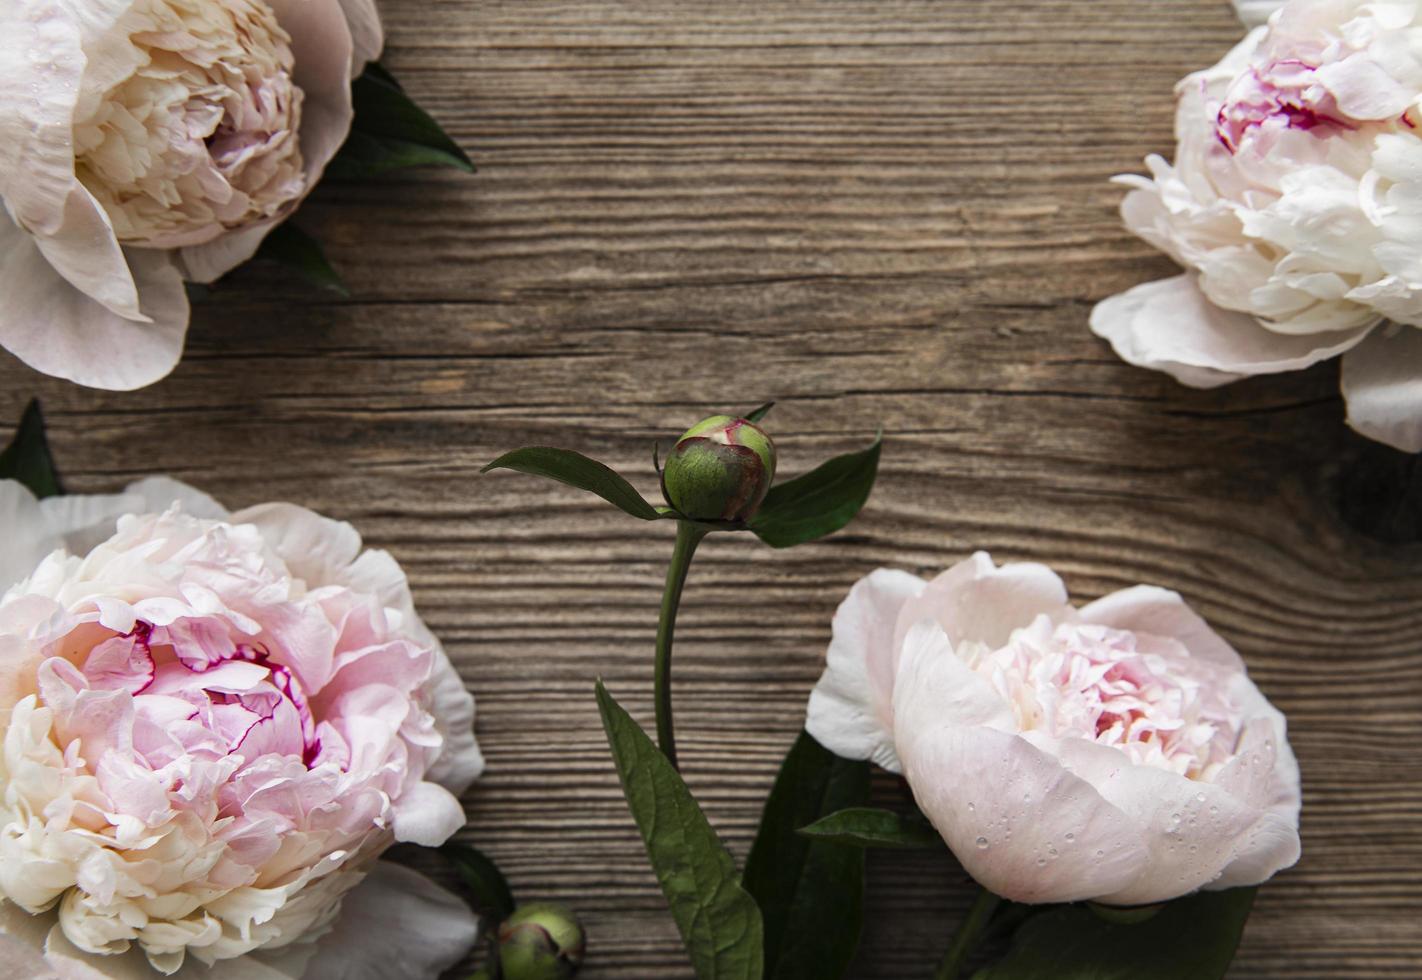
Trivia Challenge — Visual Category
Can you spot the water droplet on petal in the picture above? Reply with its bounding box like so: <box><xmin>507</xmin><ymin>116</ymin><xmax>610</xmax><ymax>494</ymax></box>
<box><xmin>976</xmin><ymin>836</ymin><xmax>989</xmax><ymax>850</ymax></box>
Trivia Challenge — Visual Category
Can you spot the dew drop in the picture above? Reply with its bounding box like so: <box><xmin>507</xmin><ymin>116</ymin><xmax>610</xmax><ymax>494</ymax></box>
<box><xmin>1194</xmin><ymin>793</ymin><xmax>1207</xmax><ymax>804</ymax></box>
<box><xmin>975</xmin><ymin>836</ymin><xmax>989</xmax><ymax>850</ymax></box>
<box><xmin>967</xmin><ymin>802</ymin><xmax>975</xmax><ymax>813</ymax></box>
<box><xmin>1064</xmin><ymin>832</ymin><xmax>1075</xmax><ymax>843</ymax></box>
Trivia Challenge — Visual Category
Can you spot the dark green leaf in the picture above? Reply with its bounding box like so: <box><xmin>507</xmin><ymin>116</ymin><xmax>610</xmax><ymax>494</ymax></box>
<box><xmin>742</xmin><ymin>731</ymin><xmax>870</xmax><ymax>980</ymax></box>
<box><xmin>253</xmin><ymin>224</ymin><xmax>349</xmax><ymax>296</ymax></box>
<box><xmin>745</xmin><ymin>402</ymin><xmax>775</xmax><ymax>424</ymax></box>
<box><xmin>750</xmin><ymin>436</ymin><xmax>881</xmax><ymax>548</ymax></box>
<box><xmin>796</xmin><ymin>807</ymin><xmax>943</xmax><ymax>850</ymax></box>
<box><xmin>0</xmin><ymin>400</ymin><xmax>63</xmax><ymax>499</ymax></box>
<box><xmin>973</xmin><ymin>887</ymin><xmax>1257</xmax><ymax>980</ymax></box>
<box><xmin>595</xmin><ymin>681</ymin><xmax>764</xmax><ymax>980</ymax></box>
<box><xmin>326</xmin><ymin>63</ymin><xmax>474</xmax><ymax>178</ymax></box>
<box><xmin>482</xmin><ymin>447</ymin><xmax>665</xmax><ymax>521</ymax></box>
<box><xmin>441</xmin><ymin>842</ymin><xmax>516</xmax><ymax>920</ymax></box>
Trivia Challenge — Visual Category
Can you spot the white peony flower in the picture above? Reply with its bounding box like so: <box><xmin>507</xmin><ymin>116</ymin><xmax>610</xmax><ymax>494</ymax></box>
<box><xmin>806</xmin><ymin>553</ymin><xmax>1301</xmax><ymax>906</ymax></box>
<box><xmin>0</xmin><ymin>0</ymin><xmax>383</xmax><ymax>391</ymax></box>
<box><xmin>1092</xmin><ymin>0</ymin><xmax>1422</xmax><ymax>452</ymax></box>
<box><xmin>0</xmin><ymin>477</ymin><xmax>484</xmax><ymax>978</ymax></box>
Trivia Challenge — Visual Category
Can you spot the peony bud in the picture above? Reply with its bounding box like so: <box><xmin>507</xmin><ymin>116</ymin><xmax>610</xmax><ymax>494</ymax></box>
<box><xmin>661</xmin><ymin>416</ymin><xmax>777</xmax><ymax>522</ymax></box>
<box><xmin>497</xmin><ymin>904</ymin><xmax>588</xmax><ymax>980</ymax></box>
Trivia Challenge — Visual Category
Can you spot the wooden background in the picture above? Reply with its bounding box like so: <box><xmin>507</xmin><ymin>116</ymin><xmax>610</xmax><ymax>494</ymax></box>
<box><xmin>3</xmin><ymin>0</ymin><xmax>1419</xmax><ymax>976</ymax></box>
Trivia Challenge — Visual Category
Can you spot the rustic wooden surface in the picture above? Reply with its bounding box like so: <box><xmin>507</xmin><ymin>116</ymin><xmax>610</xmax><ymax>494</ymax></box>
<box><xmin>3</xmin><ymin>0</ymin><xmax>1420</xmax><ymax>976</ymax></box>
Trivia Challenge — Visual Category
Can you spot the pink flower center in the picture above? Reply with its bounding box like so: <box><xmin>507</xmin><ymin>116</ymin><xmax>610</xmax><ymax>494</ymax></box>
<box><xmin>1215</xmin><ymin>60</ymin><xmax>1354</xmax><ymax>153</ymax></box>
<box><xmin>970</xmin><ymin>620</ymin><xmax>1242</xmax><ymax>779</ymax></box>
<box><xmin>46</xmin><ymin>616</ymin><xmax>324</xmax><ymax>773</ymax></box>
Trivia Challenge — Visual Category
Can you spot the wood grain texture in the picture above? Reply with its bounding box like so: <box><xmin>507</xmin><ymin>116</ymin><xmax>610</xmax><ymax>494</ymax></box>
<box><xmin>3</xmin><ymin>1</ymin><xmax>1420</xmax><ymax>976</ymax></box>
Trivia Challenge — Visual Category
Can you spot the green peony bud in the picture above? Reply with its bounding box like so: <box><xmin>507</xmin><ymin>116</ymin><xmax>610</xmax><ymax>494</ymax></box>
<box><xmin>497</xmin><ymin>903</ymin><xmax>587</xmax><ymax>980</ymax></box>
<box><xmin>660</xmin><ymin>415</ymin><xmax>777</xmax><ymax>522</ymax></box>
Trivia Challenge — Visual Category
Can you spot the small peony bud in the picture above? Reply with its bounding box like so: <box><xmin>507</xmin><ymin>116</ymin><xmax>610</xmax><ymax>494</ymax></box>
<box><xmin>661</xmin><ymin>416</ymin><xmax>777</xmax><ymax>522</ymax></box>
<box><xmin>497</xmin><ymin>904</ymin><xmax>587</xmax><ymax>980</ymax></box>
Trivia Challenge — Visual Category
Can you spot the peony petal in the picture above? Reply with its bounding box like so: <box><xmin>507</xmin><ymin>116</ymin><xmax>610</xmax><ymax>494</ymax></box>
<box><xmin>1231</xmin><ymin>0</ymin><xmax>1286</xmax><ymax>27</ymax></box>
<box><xmin>1341</xmin><ymin>325</ymin><xmax>1422</xmax><ymax>452</ymax></box>
<box><xmin>889</xmin><ymin>620</ymin><xmax>1015</xmax><ymax>738</ymax></box>
<box><xmin>337</xmin><ymin>0</ymin><xmax>384</xmax><ymax>72</ymax></box>
<box><xmin>302</xmin><ymin>862</ymin><xmax>480</xmax><ymax>980</ymax></box>
<box><xmin>0</xmin><ymin>211</ymin><xmax>189</xmax><ymax>390</ymax></box>
<box><xmin>421</xmin><ymin>653</ymin><xmax>485</xmax><ymax>796</ymax></box>
<box><xmin>897</xmin><ymin>725</ymin><xmax>1148</xmax><ymax>904</ymax></box>
<box><xmin>1090</xmin><ymin>275</ymin><xmax>1374</xmax><ymax>388</ymax></box>
<box><xmin>0</xmin><ymin>481</ymin><xmax>59</xmax><ymax>593</ymax></box>
<box><xmin>1079</xmin><ymin>586</ymin><xmax>1245</xmax><ymax>672</ymax></box>
<box><xmin>1043</xmin><ymin>737</ymin><xmax>1271</xmax><ymax>906</ymax></box>
<box><xmin>37</xmin><ymin>492</ymin><xmax>146</xmax><ymax>558</ymax></box>
<box><xmin>232</xmin><ymin>503</ymin><xmax>364</xmax><ymax>585</ymax></box>
<box><xmin>391</xmin><ymin>780</ymin><xmax>468</xmax><ymax>847</ymax></box>
<box><xmin>0</xmin><ymin>0</ymin><xmax>128</xmax><ymax>237</ymax></box>
<box><xmin>181</xmin><ymin>0</ymin><xmax>358</xmax><ymax>283</ymax></box>
<box><xmin>31</xmin><ymin>186</ymin><xmax>141</xmax><ymax>321</ymax></box>
<box><xmin>891</xmin><ymin>552</ymin><xmax>1069</xmax><ymax>655</ymax></box>
<box><xmin>804</xmin><ymin>568</ymin><xmax>926</xmax><ymax>773</ymax></box>
<box><xmin>123</xmin><ymin>478</ymin><xmax>231</xmax><ymax>522</ymax></box>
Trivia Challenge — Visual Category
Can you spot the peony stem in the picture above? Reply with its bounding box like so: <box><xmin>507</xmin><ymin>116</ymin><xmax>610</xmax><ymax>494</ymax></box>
<box><xmin>934</xmin><ymin>887</ymin><xmax>1002</xmax><ymax>980</ymax></box>
<box><xmin>654</xmin><ymin>520</ymin><xmax>707</xmax><ymax>771</ymax></box>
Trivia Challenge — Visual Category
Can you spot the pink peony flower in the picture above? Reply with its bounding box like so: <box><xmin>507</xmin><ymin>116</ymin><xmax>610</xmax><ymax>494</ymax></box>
<box><xmin>806</xmin><ymin>553</ymin><xmax>1301</xmax><ymax>906</ymax></box>
<box><xmin>0</xmin><ymin>0</ymin><xmax>384</xmax><ymax>391</ymax></box>
<box><xmin>0</xmin><ymin>477</ymin><xmax>484</xmax><ymax>978</ymax></box>
<box><xmin>1092</xmin><ymin>0</ymin><xmax>1422</xmax><ymax>452</ymax></box>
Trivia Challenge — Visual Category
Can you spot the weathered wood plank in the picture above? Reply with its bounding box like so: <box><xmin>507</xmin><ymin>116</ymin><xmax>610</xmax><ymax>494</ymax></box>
<box><xmin>1</xmin><ymin>1</ymin><xmax>1418</xmax><ymax>977</ymax></box>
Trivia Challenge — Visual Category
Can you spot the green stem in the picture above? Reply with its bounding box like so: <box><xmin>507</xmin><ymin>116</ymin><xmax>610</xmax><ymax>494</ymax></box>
<box><xmin>654</xmin><ymin>520</ymin><xmax>707</xmax><ymax>770</ymax></box>
<box><xmin>934</xmin><ymin>887</ymin><xmax>1002</xmax><ymax>980</ymax></box>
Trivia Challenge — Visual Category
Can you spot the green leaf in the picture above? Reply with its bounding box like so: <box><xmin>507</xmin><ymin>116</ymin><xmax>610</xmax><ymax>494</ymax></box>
<box><xmin>483</xmin><ymin>447</ymin><xmax>666</xmax><ymax>521</ymax></box>
<box><xmin>745</xmin><ymin>402</ymin><xmax>775</xmax><ymax>424</ymax></box>
<box><xmin>326</xmin><ymin>62</ymin><xmax>474</xmax><ymax>178</ymax></box>
<box><xmin>796</xmin><ymin>807</ymin><xmax>943</xmax><ymax>850</ymax></box>
<box><xmin>595</xmin><ymin>681</ymin><xmax>764</xmax><ymax>980</ymax></box>
<box><xmin>750</xmin><ymin>436</ymin><xmax>881</xmax><ymax>548</ymax></box>
<box><xmin>441</xmin><ymin>842</ymin><xmax>516</xmax><ymax>920</ymax></box>
<box><xmin>0</xmin><ymin>400</ymin><xmax>63</xmax><ymax>499</ymax></box>
<box><xmin>253</xmin><ymin>224</ymin><xmax>349</xmax><ymax>296</ymax></box>
<box><xmin>974</xmin><ymin>887</ymin><xmax>1257</xmax><ymax>980</ymax></box>
<box><xmin>742</xmin><ymin>731</ymin><xmax>870</xmax><ymax>980</ymax></box>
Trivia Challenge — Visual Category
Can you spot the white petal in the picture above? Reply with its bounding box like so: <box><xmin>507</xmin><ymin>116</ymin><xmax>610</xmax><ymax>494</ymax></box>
<box><xmin>391</xmin><ymin>781</ymin><xmax>467</xmax><ymax>847</ymax></box>
<box><xmin>1231</xmin><ymin>0</ymin><xmax>1286</xmax><ymax>27</ymax></box>
<box><xmin>1341</xmin><ymin>325</ymin><xmax>1422</xmax><ymax>452</ymax></box>
<box><xmin>337</xmin><ymin>0</ymin><xmax>384</xmax><ymax>72</ymax></box>
<box><xmin>422</xmin><ymin>652</ymin><xmax>485</xmax><ymax>796</ymax></box>
<box><xmin>231</xmin><ymin>503</ymin><xmax>364</xmax><ymax>584</ymax></box>
<box><xmin>0</xmin><ymin>211</ymin><xmax>188</xmax><ymax>390</ymax></box>
<box><xmin>1091</xmin><ymin>275</ymin><xmax>1373</xmax><ymax>388</ymax></box>
<box><xmin>31</xmin><ymin>186</ymin><xmax>141</xmax><ymax>321</ymax></box>
<box><xmin>0</xmin><ymin>481</ymin><xmax>58</xmax><ymax>593</ymax></box>
<box><xmin>898</xmin><ymin>725</ymin><xmax>1148</xmax><ymax>904</ymax></box>
<box><xmin>891</xmin><ymin>551</ymin><xmax>1069</xmax><ymax>654</ymax></box>
<box><xmin>303</xmin><ymin>862</ymin><xmax>479</xmax><ymax>980</ymax></box>
<box><xmin>804</xmin><ymin>568</ymin><xmax>926</xmax><ymax>773</ymax></box>
<box><xmin>123</xmin><ymin>478</ymin><xmax>231</xmax><ymax>521</ymax></box>
<box><xmin>37</xmin><ymin>492</ymin><xmax>145</xmax><ymax>557</ymax></box>
<box><xmin>1079</xmin><ymin>586</ymin><xmax>1245</xmax><ymax>672</ymax></box>
<box><xmin>1043</xmin><ymin>737</ymin><xmax>1269</xmax><ymax>906</ymax></box>
<box><xmin>889</xmin><ymin>620</ymin><xmax>1015</xmax><ymax>738</ymax></box>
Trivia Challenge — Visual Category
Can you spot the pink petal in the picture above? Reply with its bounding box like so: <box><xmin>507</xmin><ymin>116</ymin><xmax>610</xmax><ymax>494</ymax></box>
<box><xmin>0</xmin><ymin>213</ymin><xmax>189</xmax><ymax>391</ymax></box>
<box><xmin>1341</xmin><ymin>325</ymin><xmax>1422</xmax><ymax>452</ymax></box>
<box><xmin>1091</xmin><ymin>274</ymin><xmax>1374</xmax><ymax>388</ymax></box>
